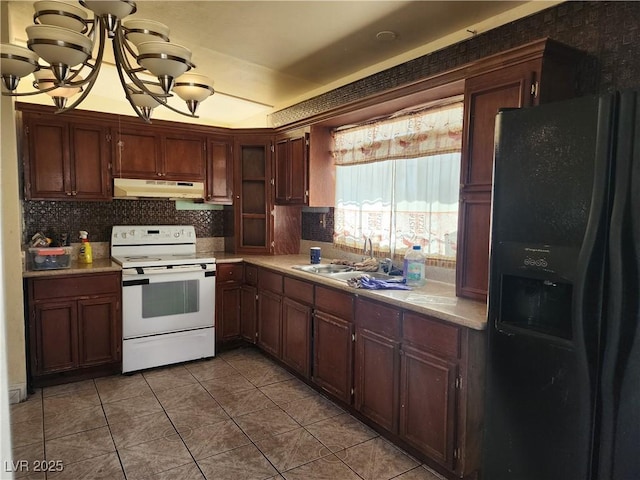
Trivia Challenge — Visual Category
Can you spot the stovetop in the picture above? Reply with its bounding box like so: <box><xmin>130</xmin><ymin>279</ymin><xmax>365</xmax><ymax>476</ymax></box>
<box><xmin>112</xmin><ymin>253</ymin><xmax>216</xmax><ymax>269</ymax></box>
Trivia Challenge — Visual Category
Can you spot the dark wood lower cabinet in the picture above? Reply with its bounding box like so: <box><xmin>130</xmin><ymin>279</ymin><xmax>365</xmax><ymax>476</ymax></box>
<box><xmin>281</xmin><ymin>298</ymin><xmax>311</xmax><ymax>377</ymax></box>
<box><xmin>217</xmin><ymin>284</ymin><xmax>242</xmax><ymax>344</ymax></box>
<box><xmin>399</xmin><ymin>345</ymin><xmax>458</xmax><ymax>469</ymax></box>
<box><xmin>312</xmin><ymin>310</ymin><xmax>353</xmax><ymax>404</ymax></box>
<box><xmin>355</xmin><ymin>328</ymin><xmax>400</xmax><ymax>433</ymax></box>
<box><xmin>240</xmin><ymin>285</ymin><xmax>258</xmax><ymax>343</ymax></box>
<box><xmin>27</xmin><ymin>272</ymin><xmax>122</xmax><ymax>387</ymax></box>
<box><xmin>257</xmin><ymin>290</ymin><xmax>282</xmax><ymax>357</ymax></box>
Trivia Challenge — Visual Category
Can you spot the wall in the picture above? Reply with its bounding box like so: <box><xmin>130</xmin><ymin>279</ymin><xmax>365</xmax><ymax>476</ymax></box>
<box><xmin>2</xmin><ymin>1</ymin><xmax>27</xmax><ymax>405</ymax></box>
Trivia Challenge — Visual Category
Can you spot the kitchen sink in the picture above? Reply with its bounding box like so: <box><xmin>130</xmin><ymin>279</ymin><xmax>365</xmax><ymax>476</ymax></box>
<box><xmin>292</xmin><ymin>264</ymin><xmax>354</xmax><ymax>274</ymax></box>
<box><xmin>327</xmin><ymin>271</ymin><xmax>399</xmax><ymax>282</ymax></box>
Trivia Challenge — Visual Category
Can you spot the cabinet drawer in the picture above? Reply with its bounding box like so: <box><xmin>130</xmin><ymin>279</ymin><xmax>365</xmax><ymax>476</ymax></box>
<box><xmin>258</xmin><ymin>269</ymin><xmax>283</xmax><ymax>294</ymax></box>
<box><xmin>315</xmin><ymin>286</ymin><xmax>353</xmax><ymax>321</ymax></box>
<box><xmin>355</xmin><ymin>298</ymin><xmax>401</xmax><ymax>339</ymax></box>
<box><xmin>245</xmin><ymin>265</ymin><xmax>258</xmax><ymax>286</ymax></box>
<box><xmin>30</xmin><ymin>273</ymin><xmax>120</xmax><ymax>301</ymax></box>
<box><xmin>403</xmin><ymin>312</ymin><xmax>461</xmax><ymax>359</ymax></box>
<box><xmin>216</xmin><ymin>263</ymin><xmax>243</xmax><ymax>283</ymax></box>
<box><xmin>284</xmin><ymin>276</ymin><xmax>313</xmax><ymax>305</ymax></box>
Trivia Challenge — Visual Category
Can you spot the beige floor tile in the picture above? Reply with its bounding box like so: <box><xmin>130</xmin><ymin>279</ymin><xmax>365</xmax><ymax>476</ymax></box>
<box><xmin>241</xmin><ymin>364</ymin><xmax>294</xmax><ymax>387</ymax></box>
<box><xmin>255</xmin><ymin>427</ymin><xmax>332</xmax><ymax>472</ymax></box>
<box><xmin>136</xmin><ymin>461</ymin><xmax>205</xmax><ymax>480</ymax></box>
<box><xmin>102</xmin><ymin>391</ymin><xmax>163</xmax><ymax>423</ymax></box>
<box><xmin>279</xmin><ymin>393</ymin><xmax>344</xmax><ymax>426</ymax></box>
<box><xmin>10</xmin><ymin>416</ymin><xmax>44</xmax><ymax>448</ymax></box>
<box><xmin>395</xmin><ymin>466</ymin><xmax>446</xmax><ymax>480</ymax></box>
<box><xmin>184</xmin><ymin>357</ymin><xmax>238</xmax><ymax>382</ymax></box>
<box><xmin>45</xmin><ymin>426</ymin><xmax>115</xmax><ymax>466</ymax></box>
<box><xmin>235</xmin><ymin>405</ymin><xmax>300</xmax><ymax>442</ymax></box>
<box><xmin>200</xmin><ymin>373</ymin><xmax>256</xmax><ymax>397</ymax></box>
<box><xmin>153</xmin><ymin>383</ymin><xmax>215</xmax><ymax>410</ymax></box>
<box><xmin>44</xmin><ymin>405</ymin><xmax>107</xmax><ymax>440</ymax></box>
<box><xmin>305</xmin><ymin>412</ymin><xmax>378</xmax><ymax>452</ymax></box>
<box><xmin>181</xmin><ymin>418</ymin><xmax>251</xmax><ymax>460</ymax></box>
<box><xmin>47</xmin><ymin>452</ymin><xmax>124</xmax><ymax>480</ymax></box>
<box><xmin>259</xmin><ymin>378</ymin><xmax>316</xmax><ymax>406</ymax></box>
<box><xmin>143</xmin><ymin>365</ymin><xmax>198</xmax><ymax>392</ymax></box>
<box><xmin>43</xmin><ymin>389</ymin><xmax>101</xmax><ymax>416</ymax></box>
<box><xmin>215</xmin><ymin>387</ymin><xmax>277</xmax><ymax>418</ymax></box>
<box><xmin>119</xmin><ymin>433</ymin><xmax>193</xmax><ymax>480</ymax></box>
<box><xmin>10</xmin><ymin>441</ymin><xmax>44</xmax><ymax>479</ymax></box>
<box><xmin>197</xmin><ymin>443</ymin><xmax>277</xmax><ymax>480</ymax></box>
<box><xmin>336</xmin><ymin>437</ymin><xmax>420</xmax><ymax>480</ymax></box>
<box><xmin>165</xmin><ymin>401</ymin><xmax>230</xmax><ymax>433</ymax></box>
<box><xmin>10</xmin><ymin>394</ymin><xmax>43</xmax><ymax>425</ymax></box>
<box><xmin>95</xmin><ymin>373</ymin><xmax>152</xmax><ymax>404</ymax></box>
<box><xmin>109</xmin><ymin>411</ymin><xmax>176</xmax><ymax>449</ymax></box>
<box><xmin>281</xmin><ymin>454</ymin><xmax>361</xmax><ymax>480</ymax></box>
<box><xmin>43</xmin><ymin>379</ymin><xmax>96</xmax><ymax>398</ymax></box>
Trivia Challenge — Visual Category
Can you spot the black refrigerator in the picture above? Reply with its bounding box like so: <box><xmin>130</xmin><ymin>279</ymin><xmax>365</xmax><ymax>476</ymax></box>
<box><xmin>483</xmin><ymin>90</ymin><xmax>639</xmax><ymax>480</ymax></box>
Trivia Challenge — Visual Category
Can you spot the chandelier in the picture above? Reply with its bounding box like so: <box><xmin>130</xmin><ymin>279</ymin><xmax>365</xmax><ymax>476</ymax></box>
<box><xmin>0</xmin><ymin>0</ymin><xmax>215</xmax><ymax>122</ymax></box>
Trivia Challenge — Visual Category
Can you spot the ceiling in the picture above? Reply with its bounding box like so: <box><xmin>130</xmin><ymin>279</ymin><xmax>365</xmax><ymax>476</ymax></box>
<box><xmin>5</xmin><ymin>1</ymin><xmax>561</xmax><ymax>128</ymax></box>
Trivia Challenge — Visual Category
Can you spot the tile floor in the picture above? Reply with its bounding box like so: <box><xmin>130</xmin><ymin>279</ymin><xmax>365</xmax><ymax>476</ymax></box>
<box><xmin>9</xmin><ymin>347</ymin><xmax>445</xmax><ymax>480</ymax></box>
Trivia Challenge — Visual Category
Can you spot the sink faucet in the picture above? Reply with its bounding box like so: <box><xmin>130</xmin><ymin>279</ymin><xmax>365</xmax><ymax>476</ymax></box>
<box><xmin>363</xmin><ymin>236</ymin><xmax>373</xmax><ymax>258</ymax></box>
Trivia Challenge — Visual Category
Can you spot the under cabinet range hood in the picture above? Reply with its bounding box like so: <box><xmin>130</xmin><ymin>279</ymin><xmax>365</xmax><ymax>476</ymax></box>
<box><xmin>113</xmin><ymin>178</ymin><xmax>204</xmax><ymax>199</ymax></box>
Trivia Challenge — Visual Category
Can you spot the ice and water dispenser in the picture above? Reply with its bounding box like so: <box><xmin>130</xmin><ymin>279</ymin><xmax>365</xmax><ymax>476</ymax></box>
<box><xmin>494</xmin><ymin>242</ymin><xmax>579</xmax><ymax>340</ymax></box>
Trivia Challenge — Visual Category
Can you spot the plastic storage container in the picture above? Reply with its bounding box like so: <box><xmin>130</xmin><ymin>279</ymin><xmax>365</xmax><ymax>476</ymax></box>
<box><xmin>28</xmin><ymin>247</ymin><xmax>72</xmax><ymax>270</ymax></box>
<box><xmin>403</xmin><ymin>245</ymin><xmax>426</xmax><ymax>286</ymax></box>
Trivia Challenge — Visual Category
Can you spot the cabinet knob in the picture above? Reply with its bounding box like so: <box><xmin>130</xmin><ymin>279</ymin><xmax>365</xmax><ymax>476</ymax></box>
<box><xmin>72</xmin><ymin>191</ymin><xmax>77</xmax><ymax>196</ymax></box>
<box><xmin>66</xmin><ymin>192</ymin><xmax>72</xmax><ymax>196</ymax></box>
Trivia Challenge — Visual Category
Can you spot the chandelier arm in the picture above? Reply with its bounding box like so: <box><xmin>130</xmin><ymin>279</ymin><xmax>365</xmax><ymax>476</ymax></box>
<box><xmin>55</xmin><ymin>18</ymin><xmax>107</xmax><ymax>113</ymax></box>
<box><xmin>113</xmin><ymin>29</ymin><xmax>198</xmax><ymax>120</ymax></box>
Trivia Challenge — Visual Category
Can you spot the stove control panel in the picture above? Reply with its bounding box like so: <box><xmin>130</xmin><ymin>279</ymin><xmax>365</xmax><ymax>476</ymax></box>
<box><xmin>112</xmin><ymin>225</ymin><xmax>196</xmax><ymax>246</ymax></box>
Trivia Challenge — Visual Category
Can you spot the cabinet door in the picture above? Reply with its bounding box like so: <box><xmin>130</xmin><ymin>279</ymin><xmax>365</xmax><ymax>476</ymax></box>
<box><xmin>275</xmin><ymin>138</ymin><xmax>290</xmax><ymax>203</ymax></box>
<box><xmin>257</xmin><ymin>289</ymin><xmax>282</xmax><ymax>357</ymax></box>
<box><xmin>234</xmin><ymin>137</ymin><xmax>273</xmax><ymax>253</ymax></box>
<box><xmin>217</xmin><ymin>283</ymin><xmax>241</xmax><ymax>343</ymax></box>
<box><xmin>69</xmin><ymin>122</ymin><xmax>111</xmax><ymax>200</ymax></box>
<box><xmin>399</xmin><ymin>345</ymin><xmax>457</xmax><ymax>469</ymax></box>
<box><xmin>355</xmin><ymin>328</ymin><xmax>400</xmax><ymax>433</ymax></box>
<box><xmin>457</xmin><ymin>60</ymin><xmax>539</xmax><ymax>301</ymax></box>
<box><xmin>240</xmin><ymin>285</ymin><xmax>257</xmax><ymax>343</ymax></box>
<box><xmin>24</xmin><ymin>118</ymin><xmax>71</xmax><ymax>199</ymax></box>
<box><xmin>162</xmin><ymin>133</ymin><xmax>206</xmax><ymax>181</ymax></box>
<box><xmin>77</xmin><ymin>295</ymin><xmax>120</xmax><ymax>367</ymax></box>
<box><xmin>288</xmin><ymin>135</ymin><xmax>308</xmax><ymax>204</ymax></box>
<box><xmin>31</xmin><ymin>301</ymin><xmax>78</xmax><ymax>375</ymax></box>
<box><xmin>206</xmin><ymin>138</ymin><xmax>233</xmax><ymax>204</ymax></box>
<box><xmin>113</xmin><ymin>126</ymin><xmax>160</xmax><ymax>178</ymax></box>
<box><xmin>281</xmin><ymin>297</ymin><xmax>311</xmax><ymax>377</ymax></box>
<box><xmin>312</xmin><ymin>310</ymin><xmax>353</xmax><ymax>404</ymax></box>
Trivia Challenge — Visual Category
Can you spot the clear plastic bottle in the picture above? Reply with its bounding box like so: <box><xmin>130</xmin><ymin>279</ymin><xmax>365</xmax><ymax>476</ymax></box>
<box><xmin>403</xmin><ymin>245</ymin><xmax>425</xmax><ymax>286</ymax></box>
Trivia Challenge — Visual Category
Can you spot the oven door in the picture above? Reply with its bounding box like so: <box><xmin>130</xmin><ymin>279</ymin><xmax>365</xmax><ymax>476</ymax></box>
<box><xmin>122</xmin><ymin>265</ymin><xmax>216</xmax><ymax>339</ymax></box>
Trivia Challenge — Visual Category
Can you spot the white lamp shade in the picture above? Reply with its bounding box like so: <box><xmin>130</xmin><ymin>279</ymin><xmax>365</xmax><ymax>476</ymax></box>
<box><xmin>127</xmin><ymin>82</ymin><xmax>164</xmax><ymax>108</ymax></box>
<box><xmin>34</xmin><ymin>1</ymin><xmax>88</xmax><ymax>33</ymax></box>
<box><xmin>0</xmin><ymin>43</ymin><xmax>40</xmax><ymax>78</ymax></box>
<box><xmin>81</xmin><ymin>0</ymin><xmax>136</xmax><ymax>19</ymax></box>
<box><xmin>173</xmin><ymin>73</ymin><xmax>214</xmax><ymax>102</ymax></box>
<box><xmin>137</xmin><ymin>41</ymin><xmax>192</xmax><ymax>78</ymax></box>
<box><xmin>34</xmin><ymin>69</ymin><xmax>82</xmax><ymax>98</ymax></box>
<box><xmin>123</xmin><ymin>19</ymin><xmax>170</xmax><ymax>47</ymax></box>
<box><xmin>26</xmin><ymin>24</ymin><xmax>93</xmax><ymax>68</ymax></box>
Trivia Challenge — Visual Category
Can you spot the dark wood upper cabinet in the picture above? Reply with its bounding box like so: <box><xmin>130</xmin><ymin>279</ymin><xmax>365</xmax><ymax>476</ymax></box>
<box><xmin>456</xmin><ymin>40</ymin><xmax>583</xmax><ymax>301</ymax></box>
<box><xmin>275</xmin><ymin>132</ymin><xmax>309</xmax><ymax>205</ymax></box>
<box><xmin>113</xmin><ymin>126</ymin><xmax>205</xmax><ymax>182</ymax></box>
<box><xmin>206</xmin><ymin>137</ymin><xmax>233</xmax><ymax>204</ymax></box>
<box><xmin>22</xmin><ymin>113</ymin><xmax>111</xmax><ymax>200</ymax></box>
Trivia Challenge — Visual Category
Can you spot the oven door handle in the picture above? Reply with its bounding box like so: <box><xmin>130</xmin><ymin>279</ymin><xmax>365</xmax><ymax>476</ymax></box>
<box><xmin>123</xmin><ymin>278</ymin><xmax>150</xmax><ymax>287</ymax></box>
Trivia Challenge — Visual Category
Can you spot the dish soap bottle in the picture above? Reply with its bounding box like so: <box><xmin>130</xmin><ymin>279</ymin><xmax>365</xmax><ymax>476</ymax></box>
<box><xmin>403</xmin><ymin>245</ymin><xmax>425</xmax><ymax>286</ymax></box>
<box><xmin>78</xmin><ymin>231</ymin><xmax>93</xmax><ymax>264</ymax></box>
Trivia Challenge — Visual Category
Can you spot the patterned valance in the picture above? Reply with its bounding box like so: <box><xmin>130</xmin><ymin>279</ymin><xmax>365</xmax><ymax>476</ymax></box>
<box><xmin>332</xmin><ymin>102</ymin><xmax>463</xmax><ymax>165</ymax></box>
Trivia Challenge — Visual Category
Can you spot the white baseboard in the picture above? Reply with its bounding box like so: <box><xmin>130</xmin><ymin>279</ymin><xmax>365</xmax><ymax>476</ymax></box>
<box><xmin>8</xmin><ymin>383</ymin><xmax>27</xmax><ymax>404</ymax></box>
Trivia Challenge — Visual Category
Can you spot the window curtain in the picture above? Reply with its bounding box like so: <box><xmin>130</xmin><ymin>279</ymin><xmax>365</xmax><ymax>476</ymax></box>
<box><xmin>332</xmin><ymin>101</ymin><xmax>463</xmax><ymax>259</ymax></box>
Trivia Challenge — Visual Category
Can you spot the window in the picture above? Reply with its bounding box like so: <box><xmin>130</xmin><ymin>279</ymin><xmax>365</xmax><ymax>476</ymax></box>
<box><xmin>332</xmin><ymin>101</ymin><xmax>463</xmax><ymax>262</ymax></box>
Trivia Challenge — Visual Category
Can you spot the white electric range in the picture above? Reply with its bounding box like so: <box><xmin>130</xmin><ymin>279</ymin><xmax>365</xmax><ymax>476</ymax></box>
<box><xmin>111</xmin><ymin>225</ymin><xmax>216</xmax><ymax>373</ymax></box>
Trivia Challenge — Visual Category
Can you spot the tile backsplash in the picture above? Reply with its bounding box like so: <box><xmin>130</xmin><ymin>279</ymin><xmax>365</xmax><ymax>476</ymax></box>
<box><xmin>22</xmin><ymin>199</ymin><xmax>226</xmax><ymax>245</ymax></box>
